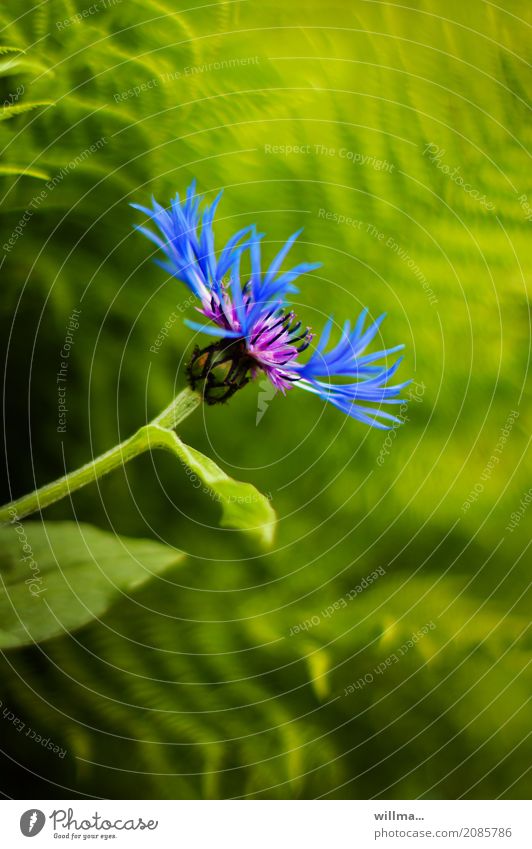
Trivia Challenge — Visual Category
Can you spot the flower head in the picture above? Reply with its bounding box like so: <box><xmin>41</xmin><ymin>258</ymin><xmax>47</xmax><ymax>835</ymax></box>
<box><xmin>133</xmin><ymin>181</ymin><xmax>409</xmax><ymax>428</ymax></box>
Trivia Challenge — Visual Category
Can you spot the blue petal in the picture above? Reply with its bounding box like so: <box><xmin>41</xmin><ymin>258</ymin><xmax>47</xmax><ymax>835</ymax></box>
<box><xmin>230</xmin><ymin>253</ymin><xmax>247</xmax><ymax>333</ymax></box>
<box><xmin>184</xmin><ymin>319</ymin><xmax>240</xmax><ymax>338</ymax></box>
<box><xmin>264</xmin><ymin>229</ymin><xmax>303</xmax><ymax>286</ymax></box>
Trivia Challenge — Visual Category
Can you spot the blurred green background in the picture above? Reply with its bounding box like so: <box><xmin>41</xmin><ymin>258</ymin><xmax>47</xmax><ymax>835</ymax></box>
<box><xmin>0</xmin><ymin>0</ymin><xmax>530</xmax><ymax>799</ymax></box>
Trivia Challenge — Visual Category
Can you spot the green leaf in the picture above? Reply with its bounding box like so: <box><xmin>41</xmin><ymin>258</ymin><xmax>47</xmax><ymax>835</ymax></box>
<box><xmin>0</xmin><ymin>164</ymin><xmax>49</xmax><ymax>179</ymax></box>
<box><xmin>0</xmin><ymin>521</ymin><xmax>185</xmax><ymax>649</ymax></box>
<box><xmin>151</xmin><ymin>425</ymin><xmax>276</xmax><ymax>546</ymax></box>
<box><xmin>0</xmin><ymin>100</ymin><xmax>53</xmax><ymax>121</ymax></box>
<box><xmin>0</xmin><ymin>54</ymin><xmax>22</xmax><ymax>76</ymax></box>
<box><xmin>0</xmin><ymin>46</ymin><xmax>51</xmax><ymax>77</ymax></box>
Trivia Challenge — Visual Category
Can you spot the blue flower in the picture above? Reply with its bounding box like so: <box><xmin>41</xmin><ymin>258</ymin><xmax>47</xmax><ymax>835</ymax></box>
<box><xmin>133</xmin><ymin>181</ymin><xmax>409</xmax><ymax>428</ymax></box>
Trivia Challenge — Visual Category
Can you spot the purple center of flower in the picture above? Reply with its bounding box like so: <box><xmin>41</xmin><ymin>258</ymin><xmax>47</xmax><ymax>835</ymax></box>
<box><xmin>198</xmin><ymin>282</ymin><xmax>313</xmax><ymax>391</ymax></box>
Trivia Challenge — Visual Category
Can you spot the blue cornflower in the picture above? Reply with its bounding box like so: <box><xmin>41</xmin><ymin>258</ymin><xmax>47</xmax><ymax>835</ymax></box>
<box><xmin>133</xmin><ymin>181</ymin><xmax>409</xmax><ymax>428</ymax></box>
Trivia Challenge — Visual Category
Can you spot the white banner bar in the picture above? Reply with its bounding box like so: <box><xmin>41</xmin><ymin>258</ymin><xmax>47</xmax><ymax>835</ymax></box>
<box><xmin>1</xmin><ymin>800</ymin><xmax>529</xmax><ymax>848</ymax></box>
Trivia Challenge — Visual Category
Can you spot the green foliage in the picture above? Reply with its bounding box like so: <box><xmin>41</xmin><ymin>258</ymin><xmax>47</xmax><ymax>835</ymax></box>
<box><xmin>0</xmin><ymin>521</ymin><xmax>184</xmax><ymax>648</ymax></box>
<box><xmin>0</xmin><ymin>0</ymin><xmax>530</xmax><ymax>799</ymax></box>
<box><xmin>2</xmin><ymin>567</ymin><xmax>529</xmax><ymax>798</ymax></box>
<box><xmin>0</xmin><ymin>100</ymin><xmax>54</xmax><ymax>122</ymax></box>
<box><xmin>154</xmin><ymin>427</ymin><xmax>276</xmax><ymax>546</ymax></box>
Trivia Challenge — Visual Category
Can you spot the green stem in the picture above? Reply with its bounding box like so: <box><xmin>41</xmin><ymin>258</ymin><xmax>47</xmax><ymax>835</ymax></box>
<box><xmin>0</xmin><ymin>388</ymin><xmax>201</xmax><ymax>525</ymax></box>
<box><xmin>152</xmin><ymin>385</ymin><xmax>202</xmax><ymax>429</ymax></box>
